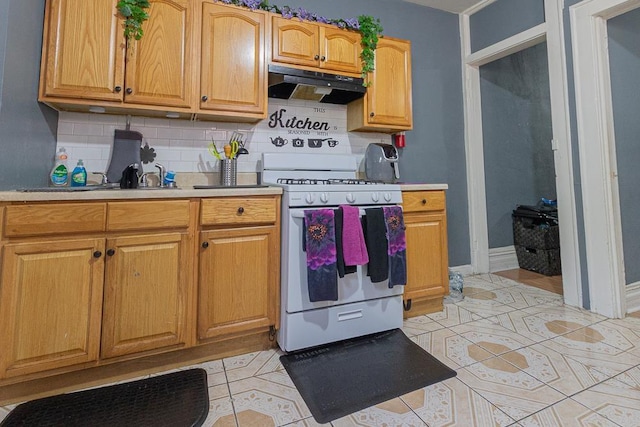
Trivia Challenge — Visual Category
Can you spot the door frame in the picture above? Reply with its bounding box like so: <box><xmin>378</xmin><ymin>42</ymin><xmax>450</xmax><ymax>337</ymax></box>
<box><xmin>460</xmin><ymin>0</ymin><xmax>582</xmax><ymax>307</ymax></box>
<box><xmin>570</xmin><ymin>0</ymin><xmax>640</xmax><ymax>317</ymax></box>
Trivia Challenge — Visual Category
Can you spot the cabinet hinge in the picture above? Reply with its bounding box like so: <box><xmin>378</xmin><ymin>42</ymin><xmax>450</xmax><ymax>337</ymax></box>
<box><xmin>269</xmin><ymin>325</ymin><xmax>276</xmax><ymax>341</ymax></box>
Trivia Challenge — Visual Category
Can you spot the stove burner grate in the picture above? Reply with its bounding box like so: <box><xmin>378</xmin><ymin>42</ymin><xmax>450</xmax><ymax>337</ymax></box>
<box><xmin>277</xmin><ymin>178</ymin><xmax>386</xmax><ymax>185</ymax></box>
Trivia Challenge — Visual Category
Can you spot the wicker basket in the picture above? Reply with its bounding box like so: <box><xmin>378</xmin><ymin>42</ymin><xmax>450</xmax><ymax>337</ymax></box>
<box><xmin>515</xmin><ymin>245</ymin><xmax>561</xmax><ymax>276</ymax></box>
<box><xmin>512</xmin><ymin>216</ymin><xmax>560</xmax><ymax>249</ymax></box>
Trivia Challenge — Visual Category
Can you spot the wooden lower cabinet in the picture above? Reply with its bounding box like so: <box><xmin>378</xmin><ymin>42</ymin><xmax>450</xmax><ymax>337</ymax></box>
<box><xmin>198</xmin><ymin>225</ymin><xmax>279</xmax><ymax>340</ymax></box>
<box><xmin>0</xmin><ymin>195</ymin><xmax>281</xmax><ymax>395</ymax></box>
<box><xmin>0</xmin><ymin>238</ymin><xmax>105</xmax><ymax>379</ymax></box>
<box><xmin>100</xmin><ymin>232</ymin><xmax>190</xmax><ymax>359</ymax></box>
<box><xmin>402</xmin><ymin>190</ymin><xmax>449</xmax><ymax>317</ymax></box>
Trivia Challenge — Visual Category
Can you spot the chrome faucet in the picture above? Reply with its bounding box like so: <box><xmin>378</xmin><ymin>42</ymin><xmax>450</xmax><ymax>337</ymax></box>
<box><xmin>155</xmin><ymin>163</ymin><xmax>166</xmax><ymax>187</ymax></box>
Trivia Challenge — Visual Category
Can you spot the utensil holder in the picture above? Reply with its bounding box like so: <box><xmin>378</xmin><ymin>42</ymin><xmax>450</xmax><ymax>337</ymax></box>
<box><xmin>220</xmin><ymin>158</ymin><xmax>237</xmax><ymax>186</ymax></box>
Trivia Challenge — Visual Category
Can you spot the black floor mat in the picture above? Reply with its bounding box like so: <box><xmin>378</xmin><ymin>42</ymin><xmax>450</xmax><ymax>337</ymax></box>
<box><xmin>280</xmin><ymin>328</ymin><xmax>457</xmax><ymax>424</ymax></box>
<box><xmin>1</xmin><ymin>368</ymin><xmax>209</xmax><ymax>427</ymax></box>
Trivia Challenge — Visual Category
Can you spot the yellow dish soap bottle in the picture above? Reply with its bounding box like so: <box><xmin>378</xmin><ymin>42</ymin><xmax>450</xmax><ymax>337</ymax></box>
<box><xmin>50</xmin><ymin>147</ymin><xmax>69</xmax><ymax>186</ymax></box>
<box><xmin>70</xmin><ymin>159</ymin><xmax>87</xmax><ymax>187</ymax></box>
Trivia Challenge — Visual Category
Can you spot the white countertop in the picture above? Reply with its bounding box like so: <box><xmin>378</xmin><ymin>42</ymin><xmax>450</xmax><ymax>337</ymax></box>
<box><xmin>399</xmin><ymin>183</ymin><xmax>448</xmax><ymax>191</ymax></box>
<box><xmin>0</xmin><ymin>183</ymin><xmax>447</xmax><ymax>202</ymax></box>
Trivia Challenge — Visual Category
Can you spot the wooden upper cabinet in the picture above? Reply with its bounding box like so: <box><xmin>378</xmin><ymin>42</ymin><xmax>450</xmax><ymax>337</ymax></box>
<box><xmin>39</xmin><ymin>0</ymin><xmax>124</xmax><ymax>102</ymax></box>
<box><xmin>199</xmin><ymin>3</ymin><xmax>266</xmax><ymax>117</ymax></box>
<box><xmin>347</xmin><ymin>37</ymin><xmax>413</xmax><ymax>132</ymax></box>
<box><xmin>272</xmin><ymin>18</ymin><xmax>319</xmax><ymax>68</ymax></box>
<box><xmin>124</xmin><ymin>0</ymin><xmax>194</xmax><ymax>108</ymax></box>
<box><xmin>319</xmin><ymin>27</ymin><xmax>361</xmax><ymax>74</ymax></box>
<box><xmin>272</xmin><ymin>17</ymin><xmax>361</xmax><ymax>75</ymax></box>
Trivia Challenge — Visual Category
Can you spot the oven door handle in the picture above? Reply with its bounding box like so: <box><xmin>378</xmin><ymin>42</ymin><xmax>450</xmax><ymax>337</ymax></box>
<box><xmin>291</xmin><ymin>209</ymin><xmax>368</xmax><ymax>218</ymax></box>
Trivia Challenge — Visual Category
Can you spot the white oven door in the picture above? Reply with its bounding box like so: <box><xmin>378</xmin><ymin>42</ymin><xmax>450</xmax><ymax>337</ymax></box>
<box><xmin>282</xmin><ymin>206</ymin><xmax>404</xmax><ymax>314</ymax></box>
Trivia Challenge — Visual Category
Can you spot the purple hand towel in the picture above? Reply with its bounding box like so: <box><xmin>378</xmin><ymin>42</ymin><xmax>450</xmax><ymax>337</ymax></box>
<box><xmin>383</xmin><ymin>206</ymin><xmax>407</xmax><ymax>287</ymax></box>
<box><xmin>340</xmin><ymin>205</ymin><xmax>369</xmax><ymax>266</ymax></box>
<box><xmin>304</xmin><ymin>210</ymin><xmax>338</xmax><ymax>302</ymax></box>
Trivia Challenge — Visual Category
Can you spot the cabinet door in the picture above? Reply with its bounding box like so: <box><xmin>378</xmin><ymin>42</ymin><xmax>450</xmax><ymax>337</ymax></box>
<box><xmin>0</xmin><ymin>239</ymin><xmax>105</xmax><ymax>379</ymax></box>
<box><xmin>124</xmin><ymin>0</ymin><xmax>194</xmax><ymax>108</ymax></box>
<box><xmin>320</xmin><ymin>27</ymin><xmax>361</xmax><ymax>74</ymax></box>
<box><xmin>101</xmin><ymin>233</ymin><xmax>189</xmax><ymax>358</ymax></box>
<box><xmin>198</xmin><ymin>226</ymin><xmax>279</xmax><ymax>340</ymax></box>
<box><xmin>367</xmin><ymin>37</ymin><xmax>412</xmax><ymax>128</ymax></box>
<box><xmin>404</xmin><ymin>212</ymin><xmax>448</xmax><ymax>301</ymax></box>
<box><xmin>40</xmin><ymin>0</ymin><xmax>124</xmax><ymax>101</ymax></box>
<box><xmin>272</xmin><ymin>17</ymin><xmax>319</xmax><ymax>68</ymax></box>
<box><xmin>200</xmin><ymin>3</ymin><xmax>266</xmax><ymax>116</ymax></box>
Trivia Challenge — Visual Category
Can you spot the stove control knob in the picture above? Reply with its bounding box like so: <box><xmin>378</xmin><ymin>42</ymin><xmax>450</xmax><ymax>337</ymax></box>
<box><xmin>384</xmin><ymin>192</ymin><xmax>392</xmax><ymax>202</ymax></box>
<box><xmin>305</xmin><ymin>193</ymin><xmax>316</xmax><ymax>204</ymax></box>
<box><xmin>320</xmin><ymin>192</ymin><xmax>329</xmax><ymax>204</ymax></box>
<box><xmin>371</xmin><ymin>192</ymin><xmax>380</xmax><ymax>202</ymax></box>
<box><xmin>346</xmin><ymin>193</ymin><xmax>356</xmax><ymax>204</ymax></box>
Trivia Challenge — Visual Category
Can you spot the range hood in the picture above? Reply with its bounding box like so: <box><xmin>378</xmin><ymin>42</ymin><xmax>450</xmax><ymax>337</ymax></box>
<box><xmin>268</xmin><ymin>64</ymin><xmax>366</xmax><ymax>104</ymax></box>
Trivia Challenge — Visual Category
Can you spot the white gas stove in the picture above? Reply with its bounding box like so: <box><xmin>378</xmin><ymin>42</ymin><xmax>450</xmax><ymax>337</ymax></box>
<box><xmin>261</xmin><ymin>153</ymin><xmax>405</xmax><ymax>351</ymax></box>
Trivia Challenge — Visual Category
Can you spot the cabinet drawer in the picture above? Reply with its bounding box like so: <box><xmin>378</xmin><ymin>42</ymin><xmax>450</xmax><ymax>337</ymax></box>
<box><xmin>4</xmin><ymin>203</ymin><xmax>106</xmax><ymax>237</ymax></box>
<box><xmin>402</xmin><ymin>191</ymin><xmax>446</xmax><ymax>213</ymax></box>
<box><xmin>201</xmin><ymin>197</ymin><xmax>277</xmax><ymax>226</ymax></box>
<box><xmin>107</xmin><ymin>200</ymin><xmax>190</xmax><ymax>231</ymax></box>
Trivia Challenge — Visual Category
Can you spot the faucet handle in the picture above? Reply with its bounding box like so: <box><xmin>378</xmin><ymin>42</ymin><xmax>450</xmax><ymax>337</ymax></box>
<box><xmin>92</xmin><ymin>172</ymin><xmax>109</xmax><ymax>185</ymax></box>
<box><xmin>139</xmin><ymin>172</ymin><xmax>155</xmax><ymax>187</ymax></box>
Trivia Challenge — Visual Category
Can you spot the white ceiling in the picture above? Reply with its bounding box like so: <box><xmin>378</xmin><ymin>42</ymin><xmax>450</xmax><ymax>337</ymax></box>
<box><xmin>402</xmin><ymin>0</ymin><xmax>484</xmax><ymax>14</ymax></box>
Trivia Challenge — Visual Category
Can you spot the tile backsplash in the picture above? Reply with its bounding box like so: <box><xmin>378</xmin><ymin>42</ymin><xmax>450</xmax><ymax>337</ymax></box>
<box><xmin>56</xmin><ymin>99</ymin><xmax>391</xmax><ymax>179</ymax></box>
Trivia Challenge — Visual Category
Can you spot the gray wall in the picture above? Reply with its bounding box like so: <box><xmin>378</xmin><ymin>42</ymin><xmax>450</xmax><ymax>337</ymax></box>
<box><xmin>265</xmin><ymin>0</ymin><xmax>471</xmax><ymax>266</ymax></box>
<box><xmin>480</xmin><ymin>43</ymin><xmax>555</xmax><ymax>248</ymax></box>
<box><xmin>608</xmin><ymin>8</ymin><xmax>640</xmax><ymax>285</ymax></box>
<box><xmin>0</xmin><ymin>0</ymin><xmax>8</xmax><ymax>113</ymax></box>
<box><xmin>470</xmin><ymin>0</ymin><xmax>545</xmax><ymax>52</ymax></box>
<box><xmin>0</xmin><ymin>0</ymin><xmax>57</xmax><ymax>189</ymax></box>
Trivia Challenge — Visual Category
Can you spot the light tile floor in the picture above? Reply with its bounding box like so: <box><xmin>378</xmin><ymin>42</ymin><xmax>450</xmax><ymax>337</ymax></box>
<box><xmin>2</xmin><ymin>273</ymin><xmax>640</xmax><ymax>426</ymax></box>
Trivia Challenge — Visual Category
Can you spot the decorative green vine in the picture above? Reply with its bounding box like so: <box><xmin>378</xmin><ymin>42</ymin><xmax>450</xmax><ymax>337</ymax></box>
<box><xmin>117</xmin><ymin>0</ymin><xmax>150</xmax><ymax>43</ymax></box>
<box><xmin>115</xmin><ymin>0</ymin><xmax>384</xmax><ymax>85</ymax></box>
<box><xmin>357</xmin><ymin>15</ymin><xmax>383</xmax><ymax>85</ymax></box>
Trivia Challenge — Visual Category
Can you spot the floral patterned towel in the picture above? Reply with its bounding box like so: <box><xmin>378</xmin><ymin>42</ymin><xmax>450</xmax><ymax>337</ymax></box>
<box><xmin>383</xmin><ymin>206</ymin><xmax>407</xmax><ymax>287</ymax></box>
<box><xmin>304</xmin><ymin>209</ymin><xmax>338</xmax><ymax>302</ymax></box>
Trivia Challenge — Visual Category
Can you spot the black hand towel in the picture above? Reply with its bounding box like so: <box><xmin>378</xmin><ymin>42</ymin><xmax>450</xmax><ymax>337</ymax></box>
<box><xmin>334</xmin><ymin>208</ymin><xmax>357</xmax><ymax>278</ymax></box>
<box><xmin>364</xmin><ymin>208</ymin><xmax>388</xmax><ymax>283</ymax></box>
<box><xmin>304</xmin><ymin>210</ymin><xmax>338</xmax><ymax>302</ymax></box>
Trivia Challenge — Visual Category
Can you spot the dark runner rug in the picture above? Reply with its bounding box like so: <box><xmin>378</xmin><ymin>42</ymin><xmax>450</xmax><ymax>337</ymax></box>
<box><xmin>1</xmin><ymin>368</ymin><xmax>209</xmax><ymax>427</ymax></box>
<box><xmin>280</xmin><ymin>328</ymin><xmax>457</xmax><ymax>424</ymax></box>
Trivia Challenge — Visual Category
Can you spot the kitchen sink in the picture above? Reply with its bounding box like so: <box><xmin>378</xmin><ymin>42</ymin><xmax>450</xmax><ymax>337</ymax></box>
<box><xmin>17</xmin><ymin>184</ymin><xmax>120</xmax><ymax>192</ymax></box>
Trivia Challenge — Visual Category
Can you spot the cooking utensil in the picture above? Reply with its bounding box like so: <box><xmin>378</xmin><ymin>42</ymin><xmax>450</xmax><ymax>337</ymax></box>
<box><xmin>223</xmin><ymin>141</ymin><xmax>239</xmax><ymax>159</ymax></box>
<box><xmin>208</xmin><ymin>141</ymin><xmax>222</xmax><ymax>160</ymax></box>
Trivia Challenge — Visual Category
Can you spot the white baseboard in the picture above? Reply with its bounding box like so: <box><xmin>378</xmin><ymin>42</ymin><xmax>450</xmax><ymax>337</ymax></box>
<box><xmin>626</xmin><ymin>282</ymin><xmax>640</xmax><ymax>314</ymax></box>
<box><xmin>449</xmin><ymin>264</ymin><xmax>474</xmax><ymax>276</ymax></box>
<box><xmin>489</xmin><ymin>245</ymin><xmax>519</xmax><ymax>273</ymax></box>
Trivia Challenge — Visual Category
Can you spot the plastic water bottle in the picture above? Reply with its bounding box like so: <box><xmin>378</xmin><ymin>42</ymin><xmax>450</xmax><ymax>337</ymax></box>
<box><xmin>445</xmin><ymin>269</ymin><xmax>464</xmax><ymax>303</ymax></box>
<box><xmin>163</xmin><ymin>170</ymin><xmax>176</xmax><ymax>187</ymax></box>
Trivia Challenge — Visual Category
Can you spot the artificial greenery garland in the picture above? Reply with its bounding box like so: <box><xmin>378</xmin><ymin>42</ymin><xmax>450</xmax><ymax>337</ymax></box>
<box><xmin>117</xmin><ymin>0</ymin><xmax>150</xmax><ymax>42</ymax></box>
<box><xmin>116</xmin><ymin>0</ymin><xmax>383</xmax><ymax>83</ymax></box>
